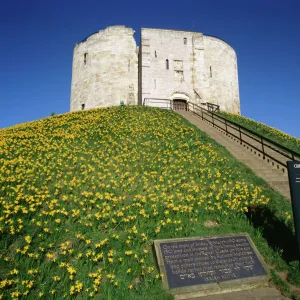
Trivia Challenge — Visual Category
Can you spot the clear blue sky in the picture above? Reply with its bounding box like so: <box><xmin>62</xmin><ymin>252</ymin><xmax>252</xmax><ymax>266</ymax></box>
<box><xmin>1</xmin><ymin>0</ymin><xmax>299</xmax><ymax>137</ymax></box>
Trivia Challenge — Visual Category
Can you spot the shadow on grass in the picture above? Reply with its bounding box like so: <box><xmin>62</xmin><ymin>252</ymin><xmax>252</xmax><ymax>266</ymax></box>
<box><xmin>246</xmin><ymin>206</ymin><xmax>298</xmax><ymax>263</ymax></box>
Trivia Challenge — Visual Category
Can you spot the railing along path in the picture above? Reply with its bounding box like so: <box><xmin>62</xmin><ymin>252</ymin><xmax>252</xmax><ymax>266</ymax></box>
<box><xmin>143</xmin><ymin>98</ymin><xmax>300</xmax><ymax>171</ymax></box>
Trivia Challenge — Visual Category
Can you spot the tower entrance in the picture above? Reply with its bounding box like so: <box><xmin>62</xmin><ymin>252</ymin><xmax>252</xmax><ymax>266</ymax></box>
<box><xmin>173</xmin><ymin>99</ymin><xmax>187</xmax><ymax>111</ymax></box>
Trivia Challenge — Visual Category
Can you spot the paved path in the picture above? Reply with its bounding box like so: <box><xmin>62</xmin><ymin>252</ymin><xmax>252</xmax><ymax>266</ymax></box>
<box><xmin>179</xmin><ymin>110</ymin><xmax>290</xmax><ymax>200</ymax></box>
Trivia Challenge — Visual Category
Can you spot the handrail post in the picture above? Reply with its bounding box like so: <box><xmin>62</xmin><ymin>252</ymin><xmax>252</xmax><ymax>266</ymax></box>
<box><xmin>212</xmin><ymin>112</ymin><xmax>214</xmax><ymax>127</ymax></box>
<box><xmin>225</xmin><ymin>119</ymin><xmax>228</xmax><ymax>136</ymax></box>
<box><xmin>201</xmin><ymin>108</ymin><xmax>203</xmax><ymax>120</ymax></box>
<box><xmin>261</xmin><ymin>137</ymin><xmax>265</xmax><ymax>159</ymax></box>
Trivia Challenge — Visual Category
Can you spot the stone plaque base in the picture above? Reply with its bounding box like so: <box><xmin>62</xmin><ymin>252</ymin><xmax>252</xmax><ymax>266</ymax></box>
<box><xmin>154</xmin><ymin>233</ymin><xmax>269</xmax><ymax>299</ymax></box>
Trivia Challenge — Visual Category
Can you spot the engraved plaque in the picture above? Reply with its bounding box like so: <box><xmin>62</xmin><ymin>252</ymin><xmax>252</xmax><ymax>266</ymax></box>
<box><xmin>154</xmin><ymin>234</ymin><xmax>268</xmax><ymax>293</ymax></box>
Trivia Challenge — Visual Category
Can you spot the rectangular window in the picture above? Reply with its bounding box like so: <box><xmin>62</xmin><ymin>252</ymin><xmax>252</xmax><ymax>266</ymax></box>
<box><xmin>84</xmin><ymin>53</ymin><xmax>88</xmax><ymax>65</ymax></box>
<box><xmin>81</xmin><ymin>104</ymin><xmax>85</xmax><ymax>110</ymax></box>
<box><xmin>210</xmin><ymin>66</ymin><xmax>212</xmax><ymax>77</ymax></box>
<box><xmin>174</xmin><ymin>70</ymin><xmax>184</xmax><ymax>82</ymax></box>
<box><xmin>184</xmin><ymin>38</ymin><xmax>187</xmax><ymax>45</ymax></box>
<box><xmin>174</xmin><ymin>60</ymin><xmax>183</xmax><ymax>71</ymax></box>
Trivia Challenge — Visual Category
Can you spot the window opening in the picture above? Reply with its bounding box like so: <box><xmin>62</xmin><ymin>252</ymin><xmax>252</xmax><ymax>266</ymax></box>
<box><xmin>210</xmin><ymin>66</ymin><xmax>212</xmax><ymax>77</ymax></box>
<box><xmin>184</xmin><ymin>38</ymin><xmax>187</xmax><ymax>45</ymax></box>
<box><xmin>166</xmin><ymin>59</ymin><xmax>169</xmax><ymax>70</ymax></box>
<box><xmin>155</xmin><ymin>51</ymin><xmax>157</xmax><ymax>57</ymax></box>
<box><xmin>83</xmin><ymin>52</ymin><xmax>88</xmax><ymax>65</ymax></box>
<box><xmin>128</xmin><ymin>60</ymin><xmax>130</xmax><ymax>72</ymax></box>
<box><xmin>81</xmin><ymin>104</ymin><xmax>85</xmax><ymax>110</ymax></box>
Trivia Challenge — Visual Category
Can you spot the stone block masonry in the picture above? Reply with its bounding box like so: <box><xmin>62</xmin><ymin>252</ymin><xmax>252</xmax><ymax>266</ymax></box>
<box><xmin>70</xmin><ymin>26</ymin><xmax>138</xmax><ymax>111</ymax></box>
<box><xmin>70</xmin><ymin>26</ymin><xmax>240</xmax><ymax>114</ymax></box>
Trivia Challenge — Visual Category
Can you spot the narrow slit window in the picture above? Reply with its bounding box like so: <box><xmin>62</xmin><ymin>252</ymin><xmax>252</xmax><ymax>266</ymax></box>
<box><xmin>155</xmin><ymin>51</ymin><xmax>157</xmax><ymax>57</ymax></box>
<box><xmin>210</xmin><ymin>66</ymin><xmax>212</xmax><ymax>77</ymax></box>
<box><xmin>81</xmin><ymin>104</ymin><xmax>85</xmax><ymax>110</ymax></box>
<box><xmin>184</xmin><ymin>38</ymin><xmax>187</xmax><ymax>45</ymax></box>
<box><xmin>84</xmin><ymin>53</ymin><xmax>88</xmax><ymax>65</ymax></box>
<box><xmin>128</xmin><ymin>60</ymin><xmax>130</xmax><ymax>72</ymax></box>
<box><xmin>166</xmin><ymin>59</ymin><xmax>169</xmax><ymax>70</ymax></box>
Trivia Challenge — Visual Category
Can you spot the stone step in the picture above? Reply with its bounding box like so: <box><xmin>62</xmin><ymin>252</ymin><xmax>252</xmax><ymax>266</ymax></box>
<box><xmin>280</xmin><ymin>188</ymin><xmax>291</xmax><ymax>195</ymax></box>
<box><xmin>237</xmin><ymin>158</ymin><xmax>274</xmax><ymax>166</ymax></box>
<box><xmin>250</xmin><ymin>168</ymin><xmax>285</xmax><ymax>174</ymax></box>
<box><xmin>269</xmin><ymin>180</ymin><xmax>289</xmax><ymax>187</ymax></box>
<box><xmin>179</xmin><ymin>111</ymin><xmax>291</xmax><ymax>200</ymax></box>
<box><xmin>258</xmin><ymin>175</ymin><xmax>287</xmax><ymax>181</ymax></box>
<box><xmin>253</xmin><ymin>173</ymin><xmax>286</xmax><ymax>179</ymax></box>
<box><xmin>239</xmin><ymin>158</ymin><xmax>284</xmax><ymax>168</ymax></box>
<box><xmin>262</xmin><ymin>176</ymin><xmax>288</xmax><ymax>182</ymax></box>
<box><xmin>250</xmin><ymin>167</ymin><xmax>288</xmax><ymax>173</ymax></box>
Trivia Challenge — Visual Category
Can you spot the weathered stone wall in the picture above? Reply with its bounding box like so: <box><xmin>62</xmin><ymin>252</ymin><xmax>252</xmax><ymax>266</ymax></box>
<box><xmin>139</xmin><ymin>28</ymin><xmax>240</xmax><ymax>113</ymax></box>
<box><xmin>203</xmin><ymin>36</ymin><xmax>240</xmax><ymax>113</ymax></box>
<box><xmin>70</xmin><ymin>26</ymin><xmax>240</xmax><ymax>114</ymax></box>
<box><xmin>70</xmin><ymin>26</ymin><xmax>138</xmax><ymax>111</ymax></box>
<box><xmin>140</xmin><ymin>28</ymin><xmax>198</xmax><ymax>105</ymax></box>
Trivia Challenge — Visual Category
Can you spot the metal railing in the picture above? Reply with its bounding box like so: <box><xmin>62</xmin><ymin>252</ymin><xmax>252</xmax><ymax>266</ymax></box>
<box><xmin>143</xmin><ymin>98</ymin><xmax>173</xmax><ymax>109</ymax></box>
<box><xmin>142</xmin><ymin>98</ymin><xmax>300</xmax><ymax>169</ymax></box>
<box><xmin>187</xmin><ymin>101</ymin><xmax>300</xmax><ymax>169</ymax></box>
<box><xmin>201</xmin><ymin>102</ymin><xmax>220</xmax><ymax>112</ymax></box>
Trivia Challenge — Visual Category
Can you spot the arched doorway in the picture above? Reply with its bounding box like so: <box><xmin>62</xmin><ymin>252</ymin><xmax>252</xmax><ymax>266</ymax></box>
<box><xmin>173</xmin><ymin>99</ymin><xmax>187</xmax><ymax>111</ymax></box>
<box><xmin>170</xmin><ymin>92</ymin><xmax>189</xmax><ymax>111</ymax></box>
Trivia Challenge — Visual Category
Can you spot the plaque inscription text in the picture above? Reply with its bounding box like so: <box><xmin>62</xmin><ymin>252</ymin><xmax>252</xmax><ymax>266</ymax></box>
<box><xmin>159</xmin><ymin>235</ymin><xmax>267</xmax><ymax>289</ymax></box>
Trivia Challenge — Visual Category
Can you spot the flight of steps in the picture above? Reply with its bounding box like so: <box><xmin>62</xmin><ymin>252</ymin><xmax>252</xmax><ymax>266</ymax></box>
<box><xmin>179</xmin><ymin>110</ymin><xmax>290</xmax><ymax>200</ymax></box>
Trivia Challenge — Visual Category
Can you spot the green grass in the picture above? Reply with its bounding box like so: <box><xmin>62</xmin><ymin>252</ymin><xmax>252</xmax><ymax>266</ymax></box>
<box><xmin>217</xmin><ymin>110</ymin><xmax>300</xmax><ymax>154</ymax></box>
<box><xmin>0</xmin><ymin>105</ymin><xmax>298</xmax><ymax>299</ymax></box>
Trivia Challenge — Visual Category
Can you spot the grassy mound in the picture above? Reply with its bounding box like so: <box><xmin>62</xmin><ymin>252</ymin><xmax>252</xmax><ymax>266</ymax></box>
<box><xmin>217</xmin><ymin>111</ymin><xmax>300</xmax><ymax>153</ymax></box>
<box><xmin>0</xmin><ymin>106</ymin><xmax>296</xmax><ymax>299</ymax></box>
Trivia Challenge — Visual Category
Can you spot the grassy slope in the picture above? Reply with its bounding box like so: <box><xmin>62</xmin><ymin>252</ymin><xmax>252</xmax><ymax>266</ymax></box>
<box><xmin>217</xmin><ymin>111</ymin><xmax>300</xmax><ymax>154</ymax></box>
<box><xmin>0</xmin><ymin>106</ymin><xmax>297</xmax><ymax>299</ymax></box>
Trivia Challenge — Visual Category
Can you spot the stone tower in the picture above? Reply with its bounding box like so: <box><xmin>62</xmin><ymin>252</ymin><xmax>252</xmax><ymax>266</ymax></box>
<box><xmin>70</xmin><ymin>26</ymin><xmax>138</xmax><ymax>111</ymax></box>
<box><xmin>139</xmin><ymin>28</ymin><xmax>240</xmax><ymax>113</ymax></box>
<box><xmin>70</xmin><ymin>26</ymin><xmax>240</xmax><ymax>114</ymax></box>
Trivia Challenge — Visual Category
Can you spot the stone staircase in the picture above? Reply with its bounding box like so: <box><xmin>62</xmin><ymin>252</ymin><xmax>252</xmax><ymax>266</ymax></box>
<box><xmin>179</xmin><ymin>110</ymin><xmax>290</xmax><ymax>200</ymax></box>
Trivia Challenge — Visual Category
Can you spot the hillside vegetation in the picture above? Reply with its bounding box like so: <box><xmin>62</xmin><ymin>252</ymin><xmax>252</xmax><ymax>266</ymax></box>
<box><xmin>217</xmin><ymin>111</ymin><xmax>300</xmax><ymax>154</ymax></box>
<box><xmin>0</xmin><ymin>106</ymin><xmax>296</xmax><ymax>299</ymax></box>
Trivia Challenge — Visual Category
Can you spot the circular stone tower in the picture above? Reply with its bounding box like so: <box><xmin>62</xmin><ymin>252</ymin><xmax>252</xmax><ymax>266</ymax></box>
<box><xmin>202</xmin><ymin>35</ymin><xmax>240</xmax><ymax>113</ymax></box>
<box><xmin>70</xmin><ymin>26</ymin><xmax>138</xmax><ymax>111</ymax></box>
